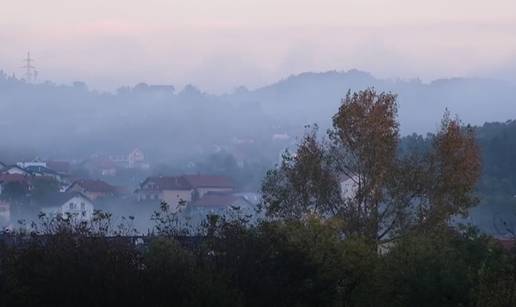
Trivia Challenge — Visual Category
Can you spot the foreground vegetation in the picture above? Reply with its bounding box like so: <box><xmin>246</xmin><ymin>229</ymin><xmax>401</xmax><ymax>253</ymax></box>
<box><xmin>0</xmin><ymin>214</ymin><xmax>515</xmax><ymax>307</ymax></box>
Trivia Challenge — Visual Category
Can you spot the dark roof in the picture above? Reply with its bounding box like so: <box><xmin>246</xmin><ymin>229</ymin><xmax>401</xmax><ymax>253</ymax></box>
<box><xmin>140</xmin><ymin>176</ymin><xmax>191</xmax><ymax>191</ymax></box>
<box><xmin>25</xmin><ymin>165</ymin><xmax>58</xmax><ymax>175</ymax></box>
<box><xmin>182</xmin><ymin>175</ymin><xmax>233</xmax><ymax>189</ymax></box>
<box><xmin>191</xmin><ymin>192</ymin><xmax>248</xmax><ymax>209</ymax></box>
<box><xmin>68</xmin><ymin>179</ymin><xmax>116</xmax><ymax>193</ymax></box>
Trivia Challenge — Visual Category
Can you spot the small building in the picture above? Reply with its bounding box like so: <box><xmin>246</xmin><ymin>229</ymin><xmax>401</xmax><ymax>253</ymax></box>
<box><xmin>17</xmin><ymin>158</ymin><xmax>46</xmax><ymax>169</ymax></box>
<box><xmin>24</xmin><ymin>165</ymin><xmax>63</xmax><ymax>183</ymax></box>
<box><xmin>0</xmin><ymin>174</ymin><xmax>31</xmax><ymax>195</ymax></box>
<box><xmin>128</xmin><ymin>148</ymin><xmax>145</xmax><ymax>167</ymax></box>
<box><xmin>182</xmin><ymin>175</ymin><xmax>234</xmax><ymax>199</ymax></box>
<box><xmin>340</xmin><ymin>174</ymin><xmax>358</xmax><ymax>199</ymax></box>
<box><xmin>136</xmin><ymin>175</ymin><xmax>234</xmax><ymax>211</ymax></box>
<box><xmin>136</xmin><ymin>176</ymin><xmax>193</xmax><ymax>211</ymax></box>
<box><xmin>66</xmin><ymin>179</ymin><xmax>117</xmax><ymax>201</ymax></box>
<box><xmin>41</xmin><ymin>192</ymin><xmax>95</xmax><ymax>221</ymax></box>
<box><xmin>0</xmin><ymin>165</ymin><xmax>31</xmax><ymax>176</ymax></box>
<box><xmin>183</xmin><ymin>192</ymin><xmax>254</xmax><ymax>227</ymax></box>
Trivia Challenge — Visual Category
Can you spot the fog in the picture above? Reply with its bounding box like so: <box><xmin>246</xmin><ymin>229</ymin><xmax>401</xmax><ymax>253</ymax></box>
<box><xmin>1</xmin><ymin>69</ymin><xmax>516</xmax><ymax>156</ymax></box>
<box><xmin>1</xmin><ymin>68</ymin><xmax>516</xmax><ymax>232</ymax></box>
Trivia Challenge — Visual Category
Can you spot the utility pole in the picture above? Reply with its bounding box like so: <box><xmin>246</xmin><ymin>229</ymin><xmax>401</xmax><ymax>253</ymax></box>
<box><xmin>21</xmin><ymin>51</ymin><xmax>37</xmax><ymax>82</ymax></box>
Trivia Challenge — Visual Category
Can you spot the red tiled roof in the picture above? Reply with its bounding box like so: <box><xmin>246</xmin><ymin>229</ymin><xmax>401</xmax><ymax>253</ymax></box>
<box><xmin>141</xmin><ymin>176</ymin><xmax>191</xmax><ymax>191</ymax></box>
<box><xmin>0</xmin><ymin>174</ymin><xmax>30</xmax><ymax>183</ymax></box>
<box><xmin>182</xmin><ymin>175</ymin><xmax>233</xmax><ymax>189</ymax></box>
<box><xmin>70</xmin><ymin>179</ymin><xmax>116</xmax><ymax>193</ymax></box>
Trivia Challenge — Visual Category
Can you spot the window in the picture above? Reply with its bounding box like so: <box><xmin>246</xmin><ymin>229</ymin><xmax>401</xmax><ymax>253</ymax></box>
<box><xmin>80</xmin><ymin>202</ymin><xmax>85</xmax><ymax>210</ymax></box>
<box><xmin>69</xmin><ymin>202</ymin><xmax>76</xmax><ymax>210</ymax></box>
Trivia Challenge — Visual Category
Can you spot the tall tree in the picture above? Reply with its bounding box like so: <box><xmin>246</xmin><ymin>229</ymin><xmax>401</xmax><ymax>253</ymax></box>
<box><xmin>262</xmin><ymin>89</ymin><xmax>481</xmax><ymax>243</ymax></box>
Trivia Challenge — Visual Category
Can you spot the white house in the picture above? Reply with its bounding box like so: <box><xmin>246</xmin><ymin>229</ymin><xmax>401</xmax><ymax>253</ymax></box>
<box><xmin>340</xmin><ymin>174</ymin><xmax>359</xmax><ymax>199</ymax></box>
<box><xmin>17</xmin><ymin>159</ymin><xmax>47</xmax><ymax>169</ymax></box>
<box><xmin>42</xmin><ymin>192</ymin><xmax>95</xmax><ymax>221</ymax></box>
<box><xmin>136</xmin><ymin>175</ymin><xmax>234</xmax><ymax>212</ymax></box>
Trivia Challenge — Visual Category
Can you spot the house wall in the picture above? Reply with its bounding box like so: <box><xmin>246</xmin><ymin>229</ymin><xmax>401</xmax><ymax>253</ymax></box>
<box><xmin>0</xmin><ymin>203</ymin><xmax>10</xmax><ymax>224</ymax></box>
<box><xmin>4</xmin><ymin>168</ymin><xmax>27</xmax><ymax>175</ymax></box>
<box><xmin>161</xmin><ymin>190</ymin><xmax>193</xmax><ymax>211</ymax></box>
<box><xmin>60</xmin><ymin>196</ymin><xmax>94</xmax><ymax>220</ymax></box>
<box><xmin>340</xmin><ymin>177</ymin><xmax>358</xmax><ymax>199</ymax></box>
<box><xmin>196</xmin><ymin>187</ymin><xmax>233</xmax><ymax>198</ymax></box>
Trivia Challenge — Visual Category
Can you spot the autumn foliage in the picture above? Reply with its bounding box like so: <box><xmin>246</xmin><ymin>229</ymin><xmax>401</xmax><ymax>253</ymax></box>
<box><xmin>263</xmin><ymin>88</ymin><xmax>481</xmax><ymax>243</ymax></box>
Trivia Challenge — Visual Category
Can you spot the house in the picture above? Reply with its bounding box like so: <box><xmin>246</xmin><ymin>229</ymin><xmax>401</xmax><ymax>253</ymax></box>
<box><xmin>340</xmin><ymin>174</ymin><xmax>358</xmax><ymax>199</ymax></box>
<box><xmin>0</xmin><ymin>174</ymin><xmax>31</xmax><ymax>195</ymax></box>
<box><xmin>66</xmin><ymin>179</ymin><xmax>117</xmax><ymax>200</ymax></box>
<box><xmin>183</xmin><ymin>192</ymin><xmax>254</xmax><ymax>226</ymax></box>
<box><xmin>182</xmin><ymin>175</ymin><xmax>234</xmax><ymax>199</ymax></box>
<box><xmin>136</xmin><ymin>176</ymin><xmax>193</xmax><ymax>211</ymax></box>
<box><xmin>0</xmin><ymin>165</ymin><xmax>31</xmax><ymax>176</ymax></box>
<box><xmin>136</xmin><ymin>175</ymin><xmax>234</xmax><ymax>211</ymax></box>
<box><xmin>0</xmin><ymin>200</ymin><xmax>10</xmax><ymax>225</ymax></box>
<box><xmin>128</xmin><ymin>148</ymin><xmax>146</xmax><ymax>168</ymax></box>
<box><xmin>24</xmin><ymin>165</ymin><xmax>63</xmax><ymax>183</ymax></box>
<box><xmin>41</xmin><ymin>192</ymin><xmax>94</xmax><ymax>221</ymax></box>
<box><xmin>107</xmin><ymin>148</ymin><xmax>149</xmax><ymax>170</ymax></box>
<box><xmin>17</xmin><ymin>158</ymin><xmax>46</xmax><ymax>169</ymax></box>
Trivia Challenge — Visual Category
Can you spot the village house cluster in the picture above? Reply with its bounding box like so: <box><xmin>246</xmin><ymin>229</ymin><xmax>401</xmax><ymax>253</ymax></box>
<box><xmin>0</xmin><ymin>149</ymin><xmax>260</xmax><ymax>229</ymax></box>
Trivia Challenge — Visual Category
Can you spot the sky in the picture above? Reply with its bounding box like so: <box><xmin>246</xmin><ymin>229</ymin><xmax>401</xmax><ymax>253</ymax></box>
<box><xmin>1</xmin><ymin>0</ymin><xmax>516</xmax><ymax>93</ymax></box>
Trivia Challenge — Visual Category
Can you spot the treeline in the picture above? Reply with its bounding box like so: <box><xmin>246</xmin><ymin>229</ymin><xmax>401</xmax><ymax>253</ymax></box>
<box><xmin>402</xmin><ymin>119</ymin><xmax>516</xmax><ymax>199</ymax></box>
<box><xmin>0</xmin><ymin>214</ymin><xmax>514</xmax><ymax>307</ymax></box>
<box><xmin>401</xmin><ymin>119</ymin><xmax>516</xmax><ymax>233</ymax></box>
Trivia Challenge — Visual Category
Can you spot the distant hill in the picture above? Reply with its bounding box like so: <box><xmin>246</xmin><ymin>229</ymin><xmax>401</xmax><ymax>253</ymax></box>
<box><xmin>1</xmin><ymin>69</ymin><xmax>516</xmax><ymax>159</ymax></box>
<box><xmin>234</xmin><ymin>70</ymin><xmax>516</xmax><ymax>134</ymax></box>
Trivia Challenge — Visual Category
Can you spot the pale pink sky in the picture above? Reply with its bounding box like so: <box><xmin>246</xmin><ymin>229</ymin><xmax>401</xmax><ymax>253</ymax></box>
<box><xmin>1</xmin><ymin>0</ymin><xmax>516</xmax><ymax>92</ymax></box>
